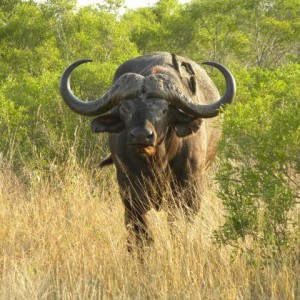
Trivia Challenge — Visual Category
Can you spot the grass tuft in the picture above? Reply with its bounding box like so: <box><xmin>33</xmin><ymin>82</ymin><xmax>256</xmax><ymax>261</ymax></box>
<box><xmin>0</xmin><ymin>159</ymin><xmax>298</xmax><ymax>299</ymax></box>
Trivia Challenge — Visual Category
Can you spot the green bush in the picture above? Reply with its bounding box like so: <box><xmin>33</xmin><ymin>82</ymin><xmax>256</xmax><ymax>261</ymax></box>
<box><xmin>0</xmin><ymin>1</ymin><xmax>137</xmax><ymax>169</ymax></box>
<box><xmin>215</xmin><ymin>64</ymin><xmax>300</xmax><ymax>254</ymax></box>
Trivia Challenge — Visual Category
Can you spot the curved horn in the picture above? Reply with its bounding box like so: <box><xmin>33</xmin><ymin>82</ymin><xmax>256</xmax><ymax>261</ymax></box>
<box><xmin>60</xmin><ymin>59</ymin><xmax>144</xmax><ymax>116</ymax></box>
<box><xmin>159</xmin><ymin>62</ymin><xmax>236</xmax><ymax>118</ymax></box>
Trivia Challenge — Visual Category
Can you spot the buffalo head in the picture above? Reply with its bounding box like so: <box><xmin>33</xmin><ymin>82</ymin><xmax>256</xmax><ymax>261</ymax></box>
<box><xmin>60</xmin><ymin>59</ymin><xmax>235</xmax><ymax>158</ymax></box>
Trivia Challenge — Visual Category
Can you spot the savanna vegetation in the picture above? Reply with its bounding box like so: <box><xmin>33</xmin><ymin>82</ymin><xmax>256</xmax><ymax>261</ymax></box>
<box><xmin>0</xmin><ymin>0</ymin><xmax>299</xmax><ymax>298</ymax></box>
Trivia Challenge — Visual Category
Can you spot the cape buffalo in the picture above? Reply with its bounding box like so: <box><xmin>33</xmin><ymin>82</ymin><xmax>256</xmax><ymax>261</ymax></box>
<box><xmin>60</xmin><ymin>52</ymin><xmax>236</xmax><ymax>249</ymax></box>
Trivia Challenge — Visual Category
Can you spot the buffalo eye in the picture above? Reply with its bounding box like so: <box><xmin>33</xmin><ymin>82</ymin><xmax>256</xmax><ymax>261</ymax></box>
<box><xmin>120</xmin><ymin>106</ymin><xmax>130</xmax><ymax>114</ymax></box>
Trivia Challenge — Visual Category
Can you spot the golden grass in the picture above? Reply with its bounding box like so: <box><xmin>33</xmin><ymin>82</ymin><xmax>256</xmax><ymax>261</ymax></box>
<box><xmin>0</xmin><ymin>159</ymin><xmax>298</xmax><ymax>299</ymax></box>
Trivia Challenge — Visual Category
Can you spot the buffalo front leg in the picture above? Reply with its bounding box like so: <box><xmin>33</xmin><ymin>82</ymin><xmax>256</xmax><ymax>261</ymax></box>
<box><xmin>123</xmin><ymin>199</ymin><xmax>153</xmax><ymax>252</ymax></box>
<box><xmin>169</xmin><ymin>177</ymin><xmax>202</xmax><ymax>220</ymax></box>
<box><xmin>115</xmin><ymin>167</ymin><xmax>154</xmax><ymax>251</ymax></box>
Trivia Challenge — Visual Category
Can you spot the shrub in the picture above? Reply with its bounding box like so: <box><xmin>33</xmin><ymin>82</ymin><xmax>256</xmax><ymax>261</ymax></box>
<box><xmin>215</xmin><ymin>63</ymin><xmax>300</xmax><ymax>255</ymax></box>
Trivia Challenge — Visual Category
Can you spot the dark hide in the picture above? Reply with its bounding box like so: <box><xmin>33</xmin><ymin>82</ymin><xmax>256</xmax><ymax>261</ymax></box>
<box><xmin>99</xmin><ymin>154</ymin><xmax>114</xmax><ymax>168</ymax></box>
<box><xmin>91</xmin><ymin>52</ymin><xmax>225</xmax><ymax>249</ymax></box>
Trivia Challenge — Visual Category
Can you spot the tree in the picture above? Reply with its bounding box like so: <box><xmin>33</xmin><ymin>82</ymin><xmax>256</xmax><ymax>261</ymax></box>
<box><xmin>238</xmin><ymin>0</ymin><xmax>300</xmax><ymax>67</ymax></box>
<box><xmin>0</xmin><ymin>0</ymin><xmax>138</xmax><ymax>167</ymax></box>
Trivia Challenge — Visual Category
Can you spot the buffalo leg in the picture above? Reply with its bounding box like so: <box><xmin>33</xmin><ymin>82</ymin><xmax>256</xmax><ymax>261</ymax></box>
<box><xmin>169</xmin><ymin>177</ymin><xmax>202</xmax><ymax>220</ymax></box>
<box><xmin>123</xmin><ymin>200</ymin><xmax>153</xmax><ymax>252</ymax></box>
<box><xmin>166</xmin><ymin>179</ymin><xmax>202</xmax><ymax>239</ymax></box>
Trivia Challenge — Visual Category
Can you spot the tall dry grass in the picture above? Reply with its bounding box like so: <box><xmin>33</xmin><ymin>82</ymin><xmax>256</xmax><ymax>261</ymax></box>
<box><xmin>0</xmin><ymin>156</ymin><xmax>298</xmax><ymax>299</ymax></box>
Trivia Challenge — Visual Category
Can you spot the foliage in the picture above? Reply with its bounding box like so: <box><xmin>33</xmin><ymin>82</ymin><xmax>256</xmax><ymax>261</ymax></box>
<box><xmin>125</xmin><ymin>0</ymin><xmax>300</xmax><ymax>66</ymax></box>
<box><xmin>0</xmin><ymin>0</ymin><xmax>137</xmax><ymax>168</ymax></box>
<box><xmin>215</xmin><ymin>64</ymin><xmax>300</xmax><ymax>254</ymax></box>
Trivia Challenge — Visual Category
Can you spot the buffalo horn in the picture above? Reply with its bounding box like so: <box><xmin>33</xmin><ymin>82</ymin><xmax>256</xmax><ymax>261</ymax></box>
<box><xmin>60</xmin><ymin>59</ymin><xmax>144</xmax><ymax>116</ymax></box>
<box><xmin>169</xmin><ymin>61</ymin><xmax>236</xmax><ymax>118</ymax></box>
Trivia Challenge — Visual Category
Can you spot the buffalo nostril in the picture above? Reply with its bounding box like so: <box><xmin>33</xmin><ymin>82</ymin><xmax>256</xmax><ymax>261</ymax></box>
<box><xmin>130</xmin><ymin>128</ymin><xmax>138</xmax><ymax>138</ymax></box>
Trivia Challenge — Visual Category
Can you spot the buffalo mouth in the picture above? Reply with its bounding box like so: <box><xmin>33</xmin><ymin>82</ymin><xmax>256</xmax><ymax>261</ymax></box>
<box><xmin>129</xmin><ymin>144</ymin><xmax>156</xmax><ymax>157</ymax></box>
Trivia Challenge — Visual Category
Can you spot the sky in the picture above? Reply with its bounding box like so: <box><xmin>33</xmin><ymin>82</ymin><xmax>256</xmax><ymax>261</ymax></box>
<box><xmin>77</xmin><ymin>0</ymin><xmax>188</xmax><ymax>9</ymax></box>
<box><xmin>77</xmin><ymin>0</ymin><xmax>157</xmax><ymax>9</ymax></box>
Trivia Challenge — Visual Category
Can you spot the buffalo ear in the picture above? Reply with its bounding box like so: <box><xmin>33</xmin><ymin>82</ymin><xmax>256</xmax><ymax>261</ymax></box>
<box><xmin>91</xmin><ymin>115</ymin><xmax>125</xmax><ymax>133</ymax></box>
<box><xmin>174</xmin><ymin>118</ymin><xmax>202</xmax><ymax>137</ymax></box>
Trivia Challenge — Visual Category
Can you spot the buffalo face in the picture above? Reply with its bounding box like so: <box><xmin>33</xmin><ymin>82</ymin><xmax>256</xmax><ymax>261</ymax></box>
<box><xmin>91</xmin><ymin>97</ymin><xmax>202</xmax><ymax>158</ymax></box>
